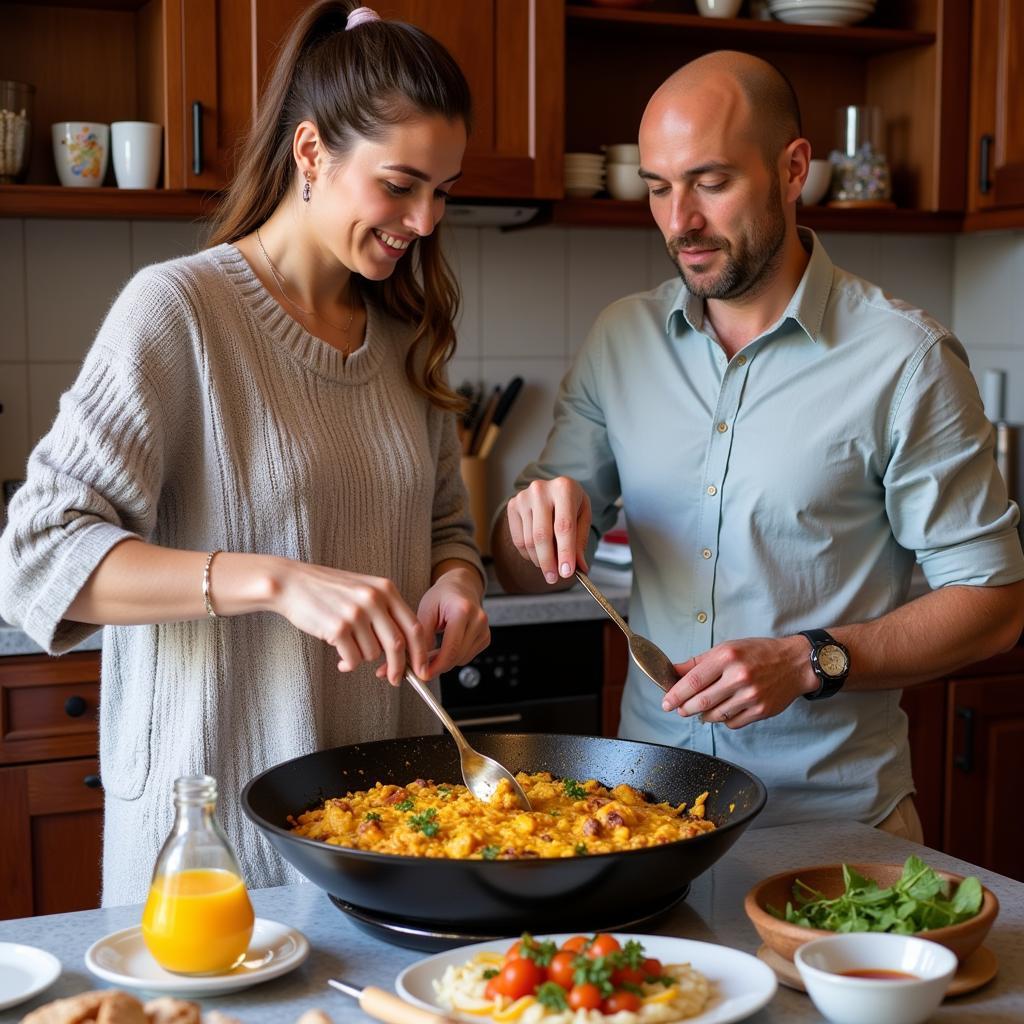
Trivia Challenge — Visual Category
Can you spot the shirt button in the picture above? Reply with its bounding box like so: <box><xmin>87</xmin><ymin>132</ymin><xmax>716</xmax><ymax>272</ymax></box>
<box><xmin>706</xmin><ymin>484</ymin><xmax>717</xmax><ymax>496</ymax></box>
<box><xmin>736</xmin><ymin>355</ymin><xmax>747</xmax><ymax>366</ymax></box>
<box><xmin>717</xmin><ymin>421</ymin><xmax>729</xmax><ymax>433</ymax></box>
<box><xmin>702</xmin><ymin>548</ymin><xmax>712</xmax><ymax>559</ymax></box>
<box><xmin>696</xmin><ymin>612</ymin><xmax>708</xmax><ymax>623</ymax></box>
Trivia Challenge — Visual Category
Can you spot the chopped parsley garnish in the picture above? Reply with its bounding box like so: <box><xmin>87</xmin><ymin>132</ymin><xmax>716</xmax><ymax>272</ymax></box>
<box><xmin>395</xmin><ymin>797</ymin><xmax>415</xmax><ymax>812</ymax></box>
<box><xmin>516</xmin><ymin>933</ymin><xmax>557</xmax><ymax>967</ymax></box>
<box><xmin>549</xmin><ymin>809</ymin><xmax>561</xmax><ymax>817</ymax></box>
<box><xmin>437</xmin><ymin>785</ymin><xmax>452</xmax><ymax>799</ymax></box>
<box><xmin>535</xmin><ymin>982</ymin><xmax>569</xmax><ymax>1011</ymax></box>
<box><xmin>481</xmin><ymin>845</ymin><xmax>500</xmax><ymax>860</ymax></box>
<box><xmin>563</xmin><ymin>778</ymin><xmax>587</xmax><ymax>800</ymax></box>
<box><xmin>572</xmin><ymin>954</ymin><xmax>616</xmax><ymax>997</ymax></box>
<box><xmin>408</xmin><ymin>808</ymin><xmax>439</xmax><ymax>836</ymax></box>
<box><xmin>363</xmin><ymin>811</ymin><xmax>381</xmax><ymax>822</ymax></box>
<box><xmin>620</xmin><ymin>939</ymin><xmax>646</xmax><ymax>968</ymax></box>
<box><xmin>481</xmin><ymin>968</ymin><xmax>499</xmax><ymax>980</ymax></box>
<box><xmin>574</xmin><ymin>843</ymin><xmax>588</xmax><ymax>856</ymax></box>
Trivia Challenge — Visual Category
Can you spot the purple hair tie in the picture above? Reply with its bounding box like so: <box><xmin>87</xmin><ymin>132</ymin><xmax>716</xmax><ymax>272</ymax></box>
<box><xmin>346</xmin><ymin>6</ymin><xmax>381</xmax><ymax>29</ymax></box>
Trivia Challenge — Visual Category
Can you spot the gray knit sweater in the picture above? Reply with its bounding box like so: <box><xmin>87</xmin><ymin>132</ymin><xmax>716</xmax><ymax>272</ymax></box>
<box><xmin>0</xmin><ymin>243</ymin><xmax>483</xmax><ymax>905</ymax></box>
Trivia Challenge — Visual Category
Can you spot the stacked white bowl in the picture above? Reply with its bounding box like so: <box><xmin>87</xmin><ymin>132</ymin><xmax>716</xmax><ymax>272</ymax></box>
<box><xmin>768</xmin><ymin>0</ymin><xmax>875</xmax><ymax>26</ymax></box>
<box><xmin>564</xmin><ymin>152</ymin><xmax>605</xmax><ymax>198</ymax></box>
<box><xmin>604</xmin><ymin>143</ymin><xmax>646</xmax><ymax>201</ymax></box>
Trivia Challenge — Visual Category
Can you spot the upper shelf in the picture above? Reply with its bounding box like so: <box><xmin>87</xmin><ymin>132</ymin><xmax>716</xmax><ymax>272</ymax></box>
<box><xmin>549</xmin><ymin>198</ymin><xmax>963</xmax><ymax>234</ymax></box>
<box><xmin>0</xmin><ymin>186</ymin><xmax>213</xmax><ymax>220</ymax></box>
<box><xmin>565</xmin><ymin>5</ymin><xmax>936</xmax><ymax>54</ymax></box>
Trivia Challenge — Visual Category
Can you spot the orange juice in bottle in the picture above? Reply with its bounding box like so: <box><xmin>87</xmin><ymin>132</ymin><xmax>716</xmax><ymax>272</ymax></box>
<box><xmin>142</xmin><ymin>776</ymin><xmax>254</xmax><ymax>974</ymax></box>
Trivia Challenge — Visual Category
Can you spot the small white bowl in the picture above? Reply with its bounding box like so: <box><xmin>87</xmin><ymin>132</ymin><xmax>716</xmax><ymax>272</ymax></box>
<box><xmin>795</xmin><ymin>934</ymin><xmax>957</xmax><ymax>1024</ymax></box>
<box><xmin>603</xmin><ymin>143</ymin><xmax>640</xmax><ymax>164</ymax></box>
<box><xmin>801</xmin><ymin>158</ymin><xmax>833</xmax><ymax>205</ymax></box>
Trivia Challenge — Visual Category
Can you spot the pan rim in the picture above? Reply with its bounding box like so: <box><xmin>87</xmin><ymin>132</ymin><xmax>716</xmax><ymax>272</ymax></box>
<box><xmin>240</xmin><ymin>732</ymin><xmax>768</xmax><ymax>868</ymax></box>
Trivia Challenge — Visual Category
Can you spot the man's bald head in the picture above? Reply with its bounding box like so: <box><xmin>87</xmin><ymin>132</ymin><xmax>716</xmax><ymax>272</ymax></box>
<box><xmin>644</xmin><ymin>51</ymin><xmax>801</xmax><ymax>167</ymax></box>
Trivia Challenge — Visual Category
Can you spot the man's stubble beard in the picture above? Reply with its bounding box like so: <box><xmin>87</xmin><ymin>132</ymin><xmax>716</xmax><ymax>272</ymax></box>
<box><xmin>667</xmin><ymin>174</ymin><xmax>786</xmax><ymax>301</ymax></box>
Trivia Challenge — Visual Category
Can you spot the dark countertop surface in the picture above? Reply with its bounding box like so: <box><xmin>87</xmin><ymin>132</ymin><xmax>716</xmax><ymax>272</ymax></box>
<box><xmin>1</xmin><ymin>820</ymin><xmax>1019</xmax><ymax>1023</ymax></box>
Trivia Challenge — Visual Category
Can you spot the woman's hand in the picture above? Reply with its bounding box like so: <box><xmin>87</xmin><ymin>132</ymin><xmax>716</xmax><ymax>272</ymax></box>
<box><xmin>506</xmin><ymin>477</ymin><xmax>592</xmax><ymax>583</ymax></box>
<box><xmin>271</xmin><ymin>560</ymin><xmax>431</xmax><ymax>684</ymax></box>
<box><xmin>407</xmin><ymin>564</ymin><xmax>490</xmax><ymax>682</ymax></box>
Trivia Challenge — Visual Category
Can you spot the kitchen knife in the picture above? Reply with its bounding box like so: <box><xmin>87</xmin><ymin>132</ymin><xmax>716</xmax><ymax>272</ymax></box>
<box><xmin>476</xmin><ymin>376</ymin><xmax>524</xmax><ymax>460</ymax></box>
<box><xmin>328</xmin><ymin>978</ymin><xmax>459</xmax><ymax>1024</ymax></box>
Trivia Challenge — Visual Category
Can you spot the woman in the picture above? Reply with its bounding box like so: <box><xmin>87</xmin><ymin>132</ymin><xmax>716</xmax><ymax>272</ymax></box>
<box><xmin>0</xmin><ymin>1</ymin><xmax>489</xmax><ymax>905</ymax></box>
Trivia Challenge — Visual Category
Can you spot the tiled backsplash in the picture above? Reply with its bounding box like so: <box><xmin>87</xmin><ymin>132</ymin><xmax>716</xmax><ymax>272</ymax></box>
<box><xmin>1</xmin><ymin>217</ymin><xmax>1021</xmax><ymax>530</ymax></box>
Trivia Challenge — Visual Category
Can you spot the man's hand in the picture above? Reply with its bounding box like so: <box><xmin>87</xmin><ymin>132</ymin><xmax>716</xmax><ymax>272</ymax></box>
<box><xmin>660</xmin><ymin>635</ymin><xmax>817</xmax><ymax>728</ymax></box>
<box><xmin>505</xmin><ymin>477</ymin><xmax>592</xmax><ymax>584</ymax></box>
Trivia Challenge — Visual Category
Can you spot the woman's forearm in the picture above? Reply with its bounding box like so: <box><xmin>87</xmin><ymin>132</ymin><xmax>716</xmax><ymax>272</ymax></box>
<box><xmin>66</xmin><ymin>539</ymin><xmax>285</xmax><ymax>625</ymax></box>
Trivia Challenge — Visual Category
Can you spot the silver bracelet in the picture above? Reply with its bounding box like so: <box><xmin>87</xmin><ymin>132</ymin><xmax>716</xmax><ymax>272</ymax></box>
<box><xmin>203</xmin><ymin>549</ymin><xmax>222</xmax><ymax>618</ymax></box>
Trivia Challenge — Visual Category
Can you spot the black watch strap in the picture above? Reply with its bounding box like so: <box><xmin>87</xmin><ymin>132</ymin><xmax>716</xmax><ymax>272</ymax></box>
<box><xmin>800</xmin><ymin>628</ymin><xmax>849</xmax><ymax>701</ymax></box>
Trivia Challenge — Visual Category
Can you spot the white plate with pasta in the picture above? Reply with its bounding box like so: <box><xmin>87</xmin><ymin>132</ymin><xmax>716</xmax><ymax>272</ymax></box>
<box><xmin>395</xmin><ymin>932</ymin><xmax>776</xmax><ymax>1024</ymax></box>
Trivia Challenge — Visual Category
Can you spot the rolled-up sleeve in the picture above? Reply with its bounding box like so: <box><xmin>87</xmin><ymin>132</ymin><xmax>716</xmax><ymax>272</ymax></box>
<box><xmin>510</xmin><ymin>322</ymin><xmax>623</xmax><ymax>557</ymax></box>
<box><xmin>884</xmin><ymin>334</ymin><xmax>1024</xmax><ymax>588</ymax></box>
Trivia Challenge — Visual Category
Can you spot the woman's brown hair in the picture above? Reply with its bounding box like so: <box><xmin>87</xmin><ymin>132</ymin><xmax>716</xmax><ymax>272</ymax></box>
<box><xmin>207</xmin><ymin>1</ymin><xmax>472</xmax><ymax>411</ymax></box>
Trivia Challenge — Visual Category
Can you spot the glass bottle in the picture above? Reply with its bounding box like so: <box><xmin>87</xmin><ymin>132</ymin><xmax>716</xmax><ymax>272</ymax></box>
<box><xmin>141</xmin><ymin>775</ymin><xmax>255</xmax><ymax>975</ymax></box>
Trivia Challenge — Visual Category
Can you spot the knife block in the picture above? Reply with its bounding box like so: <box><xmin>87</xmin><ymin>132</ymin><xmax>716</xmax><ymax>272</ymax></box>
<box><xmin>460</xmin><ymin>455</ymin><xmax>489</xmax><ymax>556</ymax></box>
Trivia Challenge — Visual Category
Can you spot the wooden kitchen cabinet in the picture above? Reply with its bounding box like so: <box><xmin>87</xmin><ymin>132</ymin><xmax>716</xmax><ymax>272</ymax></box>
<box><xmin>0</xmin><ymin>652</ymin><xmax>103</xmax><ymax>920</ymax></box>
<box><xmin>966</xmin><ymin>0</ymin><xmax>1024</xmax><ymax>223</ymax></box>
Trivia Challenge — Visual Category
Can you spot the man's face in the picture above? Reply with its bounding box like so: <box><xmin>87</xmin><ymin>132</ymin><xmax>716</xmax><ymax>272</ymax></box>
<box><xmin>639</xmin><ymin>102</ymin><xmax>786</xmax><ymax>300</ymax></box>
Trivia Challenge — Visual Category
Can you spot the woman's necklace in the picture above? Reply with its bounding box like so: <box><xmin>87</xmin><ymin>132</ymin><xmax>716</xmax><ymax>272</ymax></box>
<box><xmin>255</xmin><ymin>227</ymin><xmax>357</xmax><ymax>343</ymax></box>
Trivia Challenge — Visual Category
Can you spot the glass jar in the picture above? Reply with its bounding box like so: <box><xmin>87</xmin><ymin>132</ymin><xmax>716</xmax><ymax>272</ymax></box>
<box><xmin>0</xmin><ymin>81</ymin><xmax>34</xmax><ymax>183</ymax></box>
<box><xmin>828</xmin><ymin>105</ymin><xmax>892</xmax><ymax>203</ymax></box>
<box><xmin>141</xmin><ymin>776</ymin><xmax>255</xmax><ymax>975</ymax></box>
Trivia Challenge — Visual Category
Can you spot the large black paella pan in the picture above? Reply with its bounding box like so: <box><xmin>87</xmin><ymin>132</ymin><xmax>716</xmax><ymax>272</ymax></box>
<box><xmin>241</xmin><ymin>733</ymin><xmax>766</xmax><ymax>937</ymax></box>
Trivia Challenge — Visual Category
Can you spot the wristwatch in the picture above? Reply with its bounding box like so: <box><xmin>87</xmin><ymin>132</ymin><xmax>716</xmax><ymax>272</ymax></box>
<box><xmin>800</xmin><ymin>629</ymin><xmax>850</xmax><ymax>700</ymax></box>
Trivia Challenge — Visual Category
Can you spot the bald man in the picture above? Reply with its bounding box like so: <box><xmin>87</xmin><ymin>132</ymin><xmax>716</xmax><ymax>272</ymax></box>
<box><xmin>492</xmin><ymin>52</ymin><xmax>1024</xmax><ymax>837</ymax></box>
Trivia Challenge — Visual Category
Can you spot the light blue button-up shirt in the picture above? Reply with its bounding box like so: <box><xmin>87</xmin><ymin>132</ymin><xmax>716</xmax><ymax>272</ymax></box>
<box><xmin>516</xmin><ymin>229</ymin><xmax>1024</xmax><ymax>828</ymax></box>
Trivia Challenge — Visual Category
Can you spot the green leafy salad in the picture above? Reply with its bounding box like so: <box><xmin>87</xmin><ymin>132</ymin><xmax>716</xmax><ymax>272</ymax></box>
<box><xmin>771</xmin><ymin>856</ymin><xmax>983</xmax><ymax>934</ymax></box>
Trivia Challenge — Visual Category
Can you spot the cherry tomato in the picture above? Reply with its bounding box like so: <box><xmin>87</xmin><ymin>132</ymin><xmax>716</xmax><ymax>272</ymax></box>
<box><xmin>504</xmin><ymin>939</ymin><xmax>524</xmax><ymax>962</ymax></box>
<box><xmin>547</xmin><ymin>951</ymin><xmax>577</xmax><ymax>989</ymax></box>
<box><xmin>560</xmin><ymin>935</ymin><xmax>589</xmax><ymax>953</ymax></box>
<box><xmin>602</xmin><ymin>991</ymin><xmax>642</xmax><ymax>1014</ymax></box>
<box><xmin>611</xmin><ymin>964</ymin><xmax>647</xmax><ymax>987</ymax></box>
<box><xmin>586</xmin><ymin>934</ymin><xmax>622</xmax><ymax>959</ymax></box>
<box><xmin>643</xmin><ymin>956</ymin><xmax>664</xmax><ymax>978</ymax></box>
<box><xmin>568</xmin><ymin>983</ymin><xmax>603</xmax><ymax>1010</ymax></box>
<box><xmin>484</xmin><ymin>977</ymin><xmax>501</xmax><ymax>1001</ymax></box>
<box><xmin>496</xmin><ymin>957</ymin><xmax>545</xmax><ymax>1000</ymax></box>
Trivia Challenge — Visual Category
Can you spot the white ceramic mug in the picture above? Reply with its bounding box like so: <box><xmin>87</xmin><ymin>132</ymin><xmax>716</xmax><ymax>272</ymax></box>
<box><xmin>695</xmin><ymin>0</ymin><xmax>743</xmax><ymax>16</ymax></box>
<box><xmin>606</xmin><ymin>163</ymin><xmax>647</xmax><ymax>201</ymax></box>
<box><xmin>51</xmin><ymin>122</ymin><xmax>109</xmax><ymax>187</ymax></box>
<box><xmin>604</xmin><ymin>143</ymin><xmax>640</xmax><ymax>165</ymax></box>
<box><xmin>111</xmin><ymin>121</ymin><xmax>163</xmax><ymax>189</ymax></box>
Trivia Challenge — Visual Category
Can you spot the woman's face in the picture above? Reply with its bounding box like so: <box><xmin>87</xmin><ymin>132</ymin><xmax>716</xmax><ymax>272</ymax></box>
<box><xmin>313</xmin><ymin>113</ymin><xmax>467</xmax><ymax>280</ymax></box>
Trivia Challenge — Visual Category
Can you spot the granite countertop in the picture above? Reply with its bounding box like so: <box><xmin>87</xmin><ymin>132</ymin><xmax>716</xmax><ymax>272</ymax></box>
<box><xmin>0</xmin><ymin>820</ymin><xmax>1019</xmax><ymax>1023</ymax></box>
<box><xmin>0</xmin><ymin>575</ymin><xmax>631</xmax><ymax>657</ymax></box>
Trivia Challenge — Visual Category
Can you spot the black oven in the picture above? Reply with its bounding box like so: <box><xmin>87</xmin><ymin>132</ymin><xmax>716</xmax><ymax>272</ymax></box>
<box><xmin>440</xmin><ymin>619</ymin><xmax>604</xmax><ymax>735</ymax></box>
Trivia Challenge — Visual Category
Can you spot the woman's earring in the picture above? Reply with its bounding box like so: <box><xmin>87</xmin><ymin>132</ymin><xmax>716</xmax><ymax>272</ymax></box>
<box><xmin>302</xmin><ymin>172</ymin><xmax>311</xmax><ymax>203</ymax></box>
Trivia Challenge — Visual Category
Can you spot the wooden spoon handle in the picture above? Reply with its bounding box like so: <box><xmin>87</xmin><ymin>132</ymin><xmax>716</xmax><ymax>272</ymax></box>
<box><xmin>360</xmin><ymin>987</ymin><xmax>459</xmax><ymax>1024</ymax></box>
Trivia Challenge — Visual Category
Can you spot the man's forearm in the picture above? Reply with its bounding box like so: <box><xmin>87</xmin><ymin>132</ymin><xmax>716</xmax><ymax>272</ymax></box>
<box><xmin>831</xmin><ymin>580</ymin><xmax>1024</xmax><ymax>691</ymax></box>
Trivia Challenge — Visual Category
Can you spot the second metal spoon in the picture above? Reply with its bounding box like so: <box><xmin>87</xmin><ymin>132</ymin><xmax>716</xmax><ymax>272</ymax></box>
<box><xmin>404</xmin><ymin>668</ymin><xmax>532</xmax><ymax>811</ymax></box>
<box><xmin>575</xmin><ymin>570</ymin><xmax>679</xmax><ymax>693</ymax></box>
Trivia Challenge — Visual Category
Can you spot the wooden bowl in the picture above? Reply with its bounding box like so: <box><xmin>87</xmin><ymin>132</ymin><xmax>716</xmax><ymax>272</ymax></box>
<box><xmin>744</xmin><ymin>863</ymin><xmax>999</xmax><ymax>964</ymax></box>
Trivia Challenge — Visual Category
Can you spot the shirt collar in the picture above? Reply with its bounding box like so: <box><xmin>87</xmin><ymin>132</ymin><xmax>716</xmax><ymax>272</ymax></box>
<box><xmin>665</xmin><ymin>227</ymin><xmax>834</xmax><ymax>344</ymax></box>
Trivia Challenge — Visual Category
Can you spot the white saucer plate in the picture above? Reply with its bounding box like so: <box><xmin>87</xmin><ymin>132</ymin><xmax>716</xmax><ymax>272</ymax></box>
<box><xmin>397</xmin><ymin>932</ymin><xmax>777</xmax><ymax>1024</ymax></box>
<box><xmin>0</xmin><ymin>942</ymin><xmax>62</xmax><ymax>1011</ymax></box>
<box><xmin>84</xmin><ymin>918</ymin><xmax>309</xmax><ymax>997</ymax></box>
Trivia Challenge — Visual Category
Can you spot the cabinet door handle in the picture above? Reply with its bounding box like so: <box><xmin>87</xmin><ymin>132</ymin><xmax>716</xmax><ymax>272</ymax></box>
<box><xmin>192</xmin><ymin>100</ymin><xmax>203</xmax><ymax>176</ymax></box>
<box><xmin>979</xmin><ymin>134</ymin><xmax>994</xmax><ymax>195</ymax></box>
<box><xmin>83</xmin><ymin>774</ymin><xmax>102</xmax><ymax>789</ymax></box>
<box><xmin>64</xmin><ymin>695</ymin><xmax>88</xmax><ymax>718</ymax></box>
<box><xmin>953</xmin><ymin>706</ymin><xmax>975</xmax><ymax>773</ymax></box>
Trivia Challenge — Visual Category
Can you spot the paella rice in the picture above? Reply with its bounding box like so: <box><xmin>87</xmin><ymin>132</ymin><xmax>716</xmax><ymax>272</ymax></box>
<box><xmin>287</xmin><ymin>772</ymin><xmax>715</xmax><ymax>859</ymax></box>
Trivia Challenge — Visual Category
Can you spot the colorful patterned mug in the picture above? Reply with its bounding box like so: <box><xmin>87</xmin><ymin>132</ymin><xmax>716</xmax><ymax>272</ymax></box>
<box><xmin>51</xmin><ymin>122</ymin><xmax>109</xmax><ymax>187</ymax></box>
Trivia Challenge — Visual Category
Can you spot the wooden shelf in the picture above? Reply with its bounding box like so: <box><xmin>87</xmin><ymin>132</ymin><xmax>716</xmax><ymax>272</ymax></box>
<box><xmin>549</xmin><ymin>197</ymin><xmax>964</xmax><ymax>233</ymax></box>
<box><xmin>0</xmin><ymin>185</ymin><xmax>215</xmax><ymax>220</ymax></box>
<box><xmin>566</xmin><ymin>6</ymin><xmax>935</xmax><ymax>54</ymax></box>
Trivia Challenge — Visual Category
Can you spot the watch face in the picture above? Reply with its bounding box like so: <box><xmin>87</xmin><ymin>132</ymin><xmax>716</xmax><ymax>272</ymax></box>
<box><xmin>818</xmin><ymin>644</ymin><xmax>849</xmax><ymax>678</ymax></box>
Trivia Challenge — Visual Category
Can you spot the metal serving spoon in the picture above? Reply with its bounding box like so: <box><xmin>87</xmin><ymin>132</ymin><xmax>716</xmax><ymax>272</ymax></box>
<box><xmin>575</xmin><ymin>570</ymin><xmax>679</xmax><ymax>693</ymax></box>
<box><xmin>404</xmin><ymin>667</ymin><xmax>532</xmax><ymax>811</ymax></box>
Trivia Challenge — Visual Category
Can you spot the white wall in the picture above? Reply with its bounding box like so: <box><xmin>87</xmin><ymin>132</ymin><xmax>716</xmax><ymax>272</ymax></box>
<box><xmin>1</xmin><ymin>217</ymin><xmax>1015</xmax><ymax>533</ymax></box>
